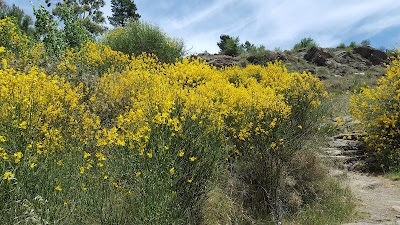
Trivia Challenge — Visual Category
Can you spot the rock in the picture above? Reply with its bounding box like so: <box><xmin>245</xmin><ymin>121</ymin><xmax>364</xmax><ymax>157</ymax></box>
<box><xmin>392</xmin><ymin>205</ymin><xmax>400</xmax><ymax>213</ymax></box>
<box><xmin>195</xmin><ymin>53</ymin><xmax>239</xmax><ymax>68</ymax></box>
<box><xmin>304</xmin><ymin>47</ymin><xmax>332</xmax><ymax>66</ymax></box>
<box><xmin>321</xmin><ymin>147</ymin><xmax>342</xmax><ymax>156</ymax></box>
<box><xmin>353</xmin><ymin>46</ymin><xmax>388</xmax><ymax>65</ymax></box>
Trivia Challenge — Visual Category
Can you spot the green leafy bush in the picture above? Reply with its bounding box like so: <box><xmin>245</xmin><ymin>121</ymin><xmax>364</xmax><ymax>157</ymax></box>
<box><xmin>103</xmin><ymin>20</ymin><xmax>185</xmax><ymax>63</ymax></box>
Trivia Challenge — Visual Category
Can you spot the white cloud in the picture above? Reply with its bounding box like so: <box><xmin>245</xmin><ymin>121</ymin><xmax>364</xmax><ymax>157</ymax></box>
<box><xmin>5</xmin><ymin>0</ymin><xmax>400</xmax><ymax>53</ymax></box>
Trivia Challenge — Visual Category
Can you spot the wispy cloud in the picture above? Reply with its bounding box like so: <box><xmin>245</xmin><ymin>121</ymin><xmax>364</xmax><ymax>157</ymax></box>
<box><xmin>5</xmin><ymin>0</ymin><xmax>400</xmax><ymax>53</ymax></box>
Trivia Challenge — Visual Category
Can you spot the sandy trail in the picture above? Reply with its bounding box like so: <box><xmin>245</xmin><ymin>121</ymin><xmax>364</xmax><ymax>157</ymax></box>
<box><xmin>341</xmin><ymin>171</ymin><xmax>400</xmax><ymax>225</ymax></box>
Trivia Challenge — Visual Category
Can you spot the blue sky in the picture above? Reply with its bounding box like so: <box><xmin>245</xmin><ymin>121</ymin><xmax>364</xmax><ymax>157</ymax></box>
<box><xmin>5</xmin><ymin>0</ymin><xmax>400</xmax><ymax>54</ymax></box>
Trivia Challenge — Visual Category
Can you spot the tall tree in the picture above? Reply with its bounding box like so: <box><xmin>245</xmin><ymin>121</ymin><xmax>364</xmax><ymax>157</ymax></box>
<box><xmin>108</xmin><ymin>0</ymin><xmax>140</xmax><ymax>27</ymax></box>
<box><xmin>53</xmin><ymin>0</ymin><xmax>107</xmax><ymax>35</ymax></box>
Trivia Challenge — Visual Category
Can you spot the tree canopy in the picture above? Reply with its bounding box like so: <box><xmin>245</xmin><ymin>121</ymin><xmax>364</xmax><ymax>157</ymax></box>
<box><xmin>53</xmin><ymin>0</ymin><xmax>107</xmax><ymax>35</ymax></box>
<box><xmin>109</xmin><ymin>0</ymin><xmax>140</xmax><ymax>27</ymax></box>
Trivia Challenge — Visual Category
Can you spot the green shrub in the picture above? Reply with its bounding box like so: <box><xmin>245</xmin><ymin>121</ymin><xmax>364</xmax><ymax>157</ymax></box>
<box><xmin>293</xmin><ymin>37</ymin><xmax>318</xmax><ymax>51</ymax></box>
<box><xmin>349</xmin><ymin>41</ymin><xmax>357</xmax><ymax>48</ymax></box>
<box><xmin>103</xmin><ymin>20</ymin><xmax>185</xmax><ymax>63</ymax></box>
<box><xmin>337</xmin><ymin>43</ymin><xmax>346</xmax><ymax>48</ymax></box>
<box><xmin>360</xmin><ymin>39</ymin><xmax>371</xmax><ymax>47</ymax></box>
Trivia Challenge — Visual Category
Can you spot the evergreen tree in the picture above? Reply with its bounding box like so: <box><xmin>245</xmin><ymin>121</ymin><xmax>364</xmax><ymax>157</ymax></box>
<box><xmin>109</xmin><ymin>0</ymin><xmax>140</xmax><ymax>27</ymax></box>
<box><xmin>217</xmin><ymin>34</ymin><xmax>241</xmax><ymax>56</ymax></box>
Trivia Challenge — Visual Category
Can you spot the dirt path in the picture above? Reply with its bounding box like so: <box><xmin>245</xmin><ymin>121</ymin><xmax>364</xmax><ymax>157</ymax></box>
<box><xmin>339</xmin><ymin>170</ymin><xmax>400</xmax><ymax>225</ymax></box>
<box><xmin>324</xmin><ymin>122</ymin><xmax>400</xmax><ymax>224</ymax></box>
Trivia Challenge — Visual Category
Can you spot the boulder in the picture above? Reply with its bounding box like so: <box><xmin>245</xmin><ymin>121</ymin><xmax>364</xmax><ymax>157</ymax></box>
<box><xmin>353</xmin><ymin>46</ymin><xmax>388</xmax><ymax>65</ymax></box>
<box><xmin>304</xmin><ymin>47</ymin><xmax>333</xmax><ymax>66</ymax></box>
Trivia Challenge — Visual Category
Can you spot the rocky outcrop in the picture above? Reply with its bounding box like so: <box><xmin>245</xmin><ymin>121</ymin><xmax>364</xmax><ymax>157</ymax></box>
<box><xmin>304</xmin><ymin>47</ymin><xmax>333</xmax><ymax>66</ymax></box>
<box><xmin>353</xmin><ymin>46</ymin><xmax>388</xmax><ymax>65</ymax></box>
<box><xmin>195</xmin><ymin>53</ymin><xmax>239</xmax><ymax>68</ymax></box>
<box><xmin>194</xmin><ymin>46</ymin><xmax>389</xmax><ymax>78</ymax></box>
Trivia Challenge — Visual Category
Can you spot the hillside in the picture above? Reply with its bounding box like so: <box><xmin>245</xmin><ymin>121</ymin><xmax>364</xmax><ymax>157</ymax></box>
<box><xmin>196</xmin><ymin>46</ymin><xmax>388</xmax><ymax>79</ymax></box>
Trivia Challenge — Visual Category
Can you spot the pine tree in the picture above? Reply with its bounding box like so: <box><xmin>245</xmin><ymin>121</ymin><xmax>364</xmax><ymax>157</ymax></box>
<box><xmin>108</xmin><ymin>0</ymin><xmax>140</xmax><ymax>27</ymax></box>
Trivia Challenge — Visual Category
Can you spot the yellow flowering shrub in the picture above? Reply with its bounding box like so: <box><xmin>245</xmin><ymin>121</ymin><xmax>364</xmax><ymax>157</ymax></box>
<box><xmin>0</xmin><ymin>18</ymin><xmax>29</xmax><ymax>57</ymax></box>
<box><xmin>56</xmin><ymin>41</ymin><xmax>131</xmax><ymax>85</ymax></box>
<box><xmin>0</xmin><ymin>38</ymin><xmax>327</xmax><ymax>223</ymax></box>
<box><xmin>0</xmin><ymin>54</ymin><xmax>103</xmax><ymax>223</ymax></box>
<box><xmin>351</xmin><ymin>56</ymin><xmax>400</xmax><ymax>170</ymax></box>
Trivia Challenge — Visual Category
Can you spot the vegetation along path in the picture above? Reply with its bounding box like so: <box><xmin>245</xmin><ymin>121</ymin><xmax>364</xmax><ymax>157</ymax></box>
<box><xmin>325</xmin><ymin>117</ymin><xmax>400</xmax><ymax>225</ymax></box>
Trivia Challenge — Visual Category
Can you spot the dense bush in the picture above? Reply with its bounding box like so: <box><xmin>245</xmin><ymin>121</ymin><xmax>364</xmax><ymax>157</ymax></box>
<box><xmin>103</xmin><ymin>20</ymin><xmax>185</xmax><ymax>63</ymax></box>
<box><xmin>351</xmin><ymin>55</ymin><xmax>400</xmax><ymax>171</ymax></box>
<box><xmin>1</xmin><ymin>18</ymin><xmax>332</xmax><ymax>224</ymax></box>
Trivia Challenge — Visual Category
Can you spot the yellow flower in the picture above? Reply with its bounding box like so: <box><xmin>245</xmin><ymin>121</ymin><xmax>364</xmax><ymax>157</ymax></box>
<box><xmin>13</xmin><ymin>151</ymin><xmax>23</xmax><ymax>163</ymax></box>
<box><xmin>30</xmin><ymin>163</ymin><xmax>37</xmax><ymax>169</ymax></box>
<box><xmin>19</xmin><ymin>121</ymin><xmax>27</xmax><ymax>129</ymax></box>
<box><xmin>81</xmin><ymin>184</ymin><xmax>87</xmax><ymax>192</ymax></box>
<box><xmin>0</xmin><ymin>152</ymin><xmax>8</xmax><ymax>160</ymax></box>
<box><xmin>55</xmin><ymin>185</ymin><xmax>62</xmax><ymax>192</ymax></box>
<box><xmin>95</xmin><ymin>152</ymin><xmax>106</xmax><ymax>161</ymax></box>
<box><xmin>0</xmin><ymin>46</ymin><xmax>5</xmax><ymax>53</ymax></box>
<box><xmin>0</xmin><ymin>135</ymin><xmax>5</xmax><ymax>142</ymax></box>
<box><xmin>135</xmin><ymin>171</ymin><xmax>141</xmax><ymax>177</ymax></box>
<box><xmin>3</xmin><ymin>171</ymin><xmax>14</xmax><ymax>182</ymax></box>
<box><xmin>83</xmin><ymin>152</ymin><xmax>91</xmax><ymax>159</ymax></box>
<box><xmin>57</xmin><ymin>160</ymin><xmax>63</xmax><ymax>166</ymax></box>
<box><xmin>179</xmin><ymin>149</ymin><xmax>185</xmax><ymax>157</ymax></box>
<box><xmin>80</xmin><ymin>167</ymin><xmax>85</xmax><ymax>174</ymax></box>
<box><xmin>112</xmin><ymin>182</ymin><xmax>121</xmax><ymax>189</ymax></box>
<box><xmin>103</xmin><ymin>175</ymin><xmax>109</xmax><ymax>180</ymax></box>
<box><xmin>297</xmin><ymin>125</ymin><xmax>302</xmax><ymax>129</ymax></box>
<box><xmin>187</xmin><ymin>178</ymin><xmax>193</xmax><ymax>183</ymax></box>
<box><xmin>147</xmin><ymin>150</ymin><xmax>153</xmax><ymax>158</ymax></box>
<box><xmin>169</xmin><ymin>167</ymin><xmax>175</xmax><ymax>174</ymax></box>
<box><xmin>190</xmin><ymin>156</ymin><xmax>197</xmax><ymax>162</ymax></box>
<box><xmin>97</xmin><ymin>163</ymin><xmax>104</xmax><ymax>168</ymax></box>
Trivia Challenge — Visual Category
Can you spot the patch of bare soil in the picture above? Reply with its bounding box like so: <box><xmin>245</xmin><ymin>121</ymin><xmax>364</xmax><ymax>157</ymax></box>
<box><xmin>342</xmin><ymin>171</ymin><xmax>400</xmax><ymax>225</ymax></box>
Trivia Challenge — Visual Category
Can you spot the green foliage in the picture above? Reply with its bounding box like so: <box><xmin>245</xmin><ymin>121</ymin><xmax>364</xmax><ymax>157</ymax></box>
<box><xmin>217</xmin><ymin>34</ymin><xmax>241</xmax><ymax>56</ymax></box>
<box><xmin>34</xmin><ymin>6</ymin><xmax>67</xmax><ymax>56</ymax></box>
<box><xmin>349</xmin><ymin>41</ymin><xmax>357</xmax><ymax>48</ymax></box>
<box><xmin>0</xmin><ymin>3</ymin><xmax>34</xmax><ymax>37</ymax></box>
<box><xmin>360</xmin><ymin>39</ymin><xmax>371</xmax><ymax>47</ymax></box>
<box><xmin>337</xmin><ymin>43</ymin><xmax>346</xmax><ymax>48</ymax></box>
<box><xmin>384</xmin><ymin>172</ymin><xmax>400</xmax><ymax>181</ymax></box>
<box><xmin>55</xmin><ymin>6</ymin><xmax>92</xmax><ymax>49</ymax></box>
<box><xmin>103</xmin><ymin>20</ymin><xmax>185</xmax><ymax>63</ymax></box>
<box><xmin>109</xmin><ymin>0</ymin><xmax>140</xmax><ymax>27</ymax></box>
<box><xmin>34</xmin><ymin>5</ymin><xmax>93</xmax><ymax>57</ymax></box>
<box><xmin>293</xmin><ymin>37</ymin><xmax>318</xmax><ymax>50</ymax></box>
<box><xmin>53</xmin><ymin>0</ymin><xmax>107</xmax><ymax>35</ymax></box>
<box><xmin>287</xmin><ymin>177</ymin><xmax>355</xmax><ymax>225</ymax></box>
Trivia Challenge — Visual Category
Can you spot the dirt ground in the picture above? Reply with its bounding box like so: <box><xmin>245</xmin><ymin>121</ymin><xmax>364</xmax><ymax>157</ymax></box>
<box><xmin>340</xmin><ymin>171</ymin><xmax>400</xmax><ymax>225</ymax></box>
